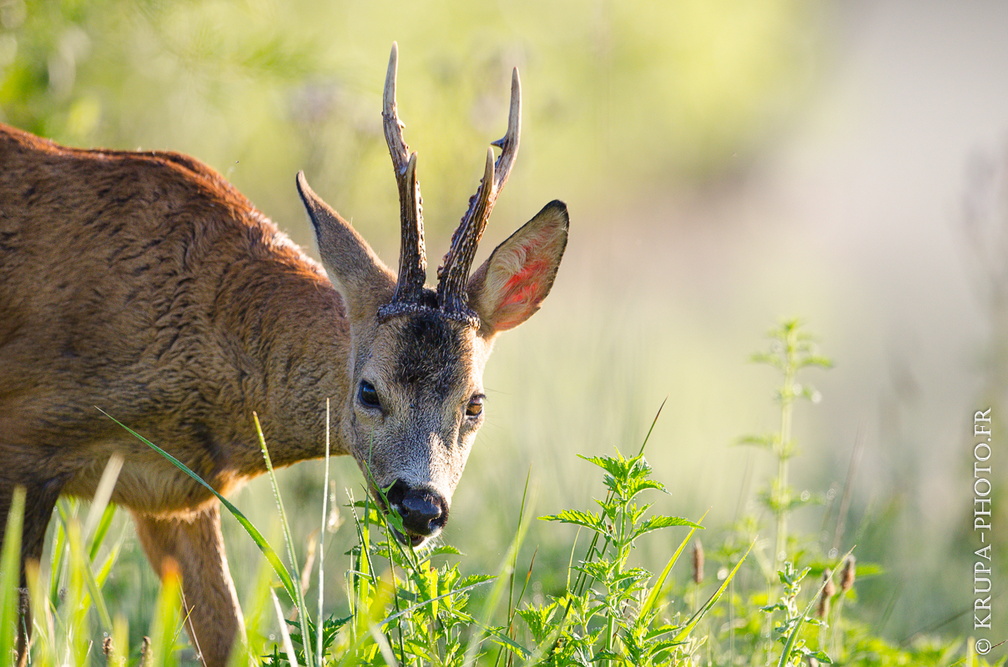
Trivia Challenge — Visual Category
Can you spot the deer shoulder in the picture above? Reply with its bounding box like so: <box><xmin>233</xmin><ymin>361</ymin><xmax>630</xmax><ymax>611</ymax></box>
<box><xmin>0</xmin><ymin>43</ymin><xmax>568</xmax><ymax>667</ymax></box>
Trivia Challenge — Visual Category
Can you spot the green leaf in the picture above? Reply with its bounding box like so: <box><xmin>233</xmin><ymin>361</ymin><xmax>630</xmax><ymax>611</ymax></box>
<box><xmin>380</xmin><ymin>577</ymin><xmax>492</xmax><ymax>626</ymax></box>
<box><xmin>541</xmin><ymin>509</ymin><xmax>607</xmax><ymax>534</ymax></box>
<box><xmin>576</xmin><ymin>559</ymin><xmax>615</xmax><ymax>583</ymax></box>
<box><xmin>799</xmin><ymin>355</ymin><xmax>833</xmax><ymax>369</ymax></box>
<box><xmin>736</xmin><ymin>433</ymin><xmax>777</xmax><ymax>449</ymax></box>
<box><xmin>623</xmin><ymin>477</ymin><xmax>667</xmax><ymax>499</ymax></box>
<box><xmin>751</xmin><ymin>351</ymin><xmax>785</xmax><ymax>370</ymax></box>
<box><xmin>517</xmin><ymin>605</ymin><xmax>555</xmax><ymax>641</ymax></box>
<box><xmin>458</xmin><ymin>573</ymin><xmax>496</xmax><ymax>588</ymax></box>
<box><xmin>580</xmin><ymin>453</ymin><xmax>633</xmax><ymax>481</ymax></box>
<box><xmin>425</xmin><ymin>544</ymin><xmax>462</xmax><ymax>558</ymax></box>
<box><xmin>484</xmin><ymin>630</ymin><xmax>532</xmax><ymax>660</ymax></box>
<box><xmin>630</xmin><ymin>515</ymin><xmax>702</xmax><ymax>541</ymax></box>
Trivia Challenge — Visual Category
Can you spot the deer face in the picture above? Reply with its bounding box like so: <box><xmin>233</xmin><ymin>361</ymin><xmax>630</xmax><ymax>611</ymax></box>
<box><xmin>296</xmin><ymin>44</ymin><xmax>568</xmax><ymax>546</ymax></box>
<box><xmin>344</xmin><ymin>309</ymin><xmax>492</xmax><ymax>544</ymax></box>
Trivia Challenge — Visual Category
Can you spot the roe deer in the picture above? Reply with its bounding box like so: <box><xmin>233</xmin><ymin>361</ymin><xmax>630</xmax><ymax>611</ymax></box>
<box><xmin>0</xmin><ymin>44</ymin><xmax>568</xmax><ymax>665</ymax></box>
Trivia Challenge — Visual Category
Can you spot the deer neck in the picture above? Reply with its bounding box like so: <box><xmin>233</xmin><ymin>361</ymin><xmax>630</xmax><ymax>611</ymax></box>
<box><xmin>220</xmin><ymin>254</ymin><xmax>354</xmax><ymax>471</ymax></box>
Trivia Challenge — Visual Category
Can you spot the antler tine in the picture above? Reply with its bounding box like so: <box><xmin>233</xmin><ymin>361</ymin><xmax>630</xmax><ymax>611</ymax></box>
<box><xmin>490</xmin><ymin>67</ymin><xmax>522</xmax><ymax>191</ymax></box>
<box><xmin>382</xmin><ymin>42</ymin><xmax>427</xmax><ymax>307</ymax></box>
<box><xmin>436</xmin><ymin>67</ymin><xmax>522</xmax><ymax>323</ymax></box>
<box><xmin>383</xmin><ymin>43</ymin><xmax>410</xmax><ymax>174</ymax></box>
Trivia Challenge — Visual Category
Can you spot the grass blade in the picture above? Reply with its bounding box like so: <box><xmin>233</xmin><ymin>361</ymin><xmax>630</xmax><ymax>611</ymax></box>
<box><xmin>98</xmin><ymin>408</ymin><xmax>299</xmax><ymax>604</ymax></box>
<box><xmin>271</xmin><ymin>588</ymin><xmax>300</xmax><ymax>667</ymax></box>
<box><xmin>316</xmin><ymin>397</ymin><xmax>332</xmax><ymax>666</ymax></box>
<box><xmin>674</xmin><ymin>539</ymin><xmax>754</xmax><ymax>644</ymax></box>
<box><xmin>25</xmin><ymin>561</ymin><xmax>55</xmax><ymax>666</ymax></box>
<box><xmin>639</xmin><ymin>510</ymin><xmax>708</xmax><ymax>620</ymax></box>
<box><xmin>637</xmin><ymin>396</ymin><xmax>668</xmax><ymax>457</ymax></box>
<box><xmin>92</xmin><ymin>532</ymin><xmax>126</xmax><ymax>588</ymax></box>
<box><xmin>83</xmin><ymin>453</ymin><xmax>122</xmax><ymax>540</ymax></box>
<box><xmin>88</xmin><ymin>504</ymin><xmax>118</xmax><ymax>563</ymax></box>
<box><xmin>64</xmin><ymin>512</ymin><xmax>114</xmax><ymax>634</ymax></box>
<box><xmin>463</xmin><ymin>471</ymin><xmax>536</xmax><ymax>665</ymax></box>
<box><xmin>147</xmin><ymin>561</ymin><xmax>183</xmax><ymax>667</ymax></box>
<box><xmin>0</xmin><ymin>487</ymin><xmax>24</xmax><ymax>662</ymax></box>
<box><xmin>49</xmin><ymin>501</ymin><xmax>70</xmax><ymax>606</ymax></box>
<box><xmin>252</xmin><ymin>411</ymin><xmax>315</xmax><ymax>667</ymax></box>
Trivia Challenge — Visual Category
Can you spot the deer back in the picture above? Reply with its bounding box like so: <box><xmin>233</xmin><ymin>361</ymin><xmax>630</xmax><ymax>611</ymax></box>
<box><xmin>0</xmin><ymin>123</ymin><xmax>348</xmax><ymax>513</ymax></box>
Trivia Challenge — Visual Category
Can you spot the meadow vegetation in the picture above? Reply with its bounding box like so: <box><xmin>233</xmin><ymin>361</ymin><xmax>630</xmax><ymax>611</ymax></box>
<box><xmin>1</xmin><ymin>321</ymin><xmax>998</xmax><ymax>666</ymax></box>
<box><xmin>1</xmin><ymin>1</ymin><xmax>1001</xmax><ymax>663</ymax></box>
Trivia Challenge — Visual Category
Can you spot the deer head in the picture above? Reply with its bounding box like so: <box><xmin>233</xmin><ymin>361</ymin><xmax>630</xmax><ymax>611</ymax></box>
<box><xmin>296</xmin><ymin>44</ymin><xmax>568</xmax><ymax>545</ymax></box>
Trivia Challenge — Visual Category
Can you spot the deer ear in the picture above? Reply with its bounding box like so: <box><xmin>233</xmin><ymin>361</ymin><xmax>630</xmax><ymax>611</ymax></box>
<box><xmin>297</xmin><ymin>172</ymin><xmax>395</xmax><ymax>319</ymax></box>
<box><xmin>467</xmin><ymin>200</ymin><xmax>568</xmax><ymax>336</ymax></box>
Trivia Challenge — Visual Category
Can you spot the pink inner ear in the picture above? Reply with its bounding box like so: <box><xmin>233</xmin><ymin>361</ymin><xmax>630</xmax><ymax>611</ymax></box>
<box><xmin>486</xmin><ymin>223</ymin><xmax>564</xmax><ymax>330</ymax></box>
<box><xmin>497</xmin><ymin>257</ymin><xmax>552</xmax><ymax>324</ymax></box>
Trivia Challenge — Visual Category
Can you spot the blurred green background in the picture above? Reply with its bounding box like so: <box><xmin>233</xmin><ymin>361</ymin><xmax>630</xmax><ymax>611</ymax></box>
<box><xmin>4</xmin><ymin>0</ymin><xmax>1007</xmax><ymax>652</ymax></box>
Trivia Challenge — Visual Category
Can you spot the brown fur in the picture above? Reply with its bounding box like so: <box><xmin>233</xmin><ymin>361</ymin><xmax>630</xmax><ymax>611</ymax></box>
<box><xmin>0</xmin><ymin>121</ymin><xmax>568</xmax><ymax>664</ymax></box>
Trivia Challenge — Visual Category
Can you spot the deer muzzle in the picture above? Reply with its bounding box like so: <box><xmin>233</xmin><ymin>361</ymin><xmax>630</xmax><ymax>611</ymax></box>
<box><xmin>386</xmin><ymin>479</ymin><xmax>449</xmax><ymax>546</ymax></box>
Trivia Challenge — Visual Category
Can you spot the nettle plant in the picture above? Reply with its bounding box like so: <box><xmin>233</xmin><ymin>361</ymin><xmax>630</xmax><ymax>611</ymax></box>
<box><xmin>522</xmin><ymin>448</ymin><xmax>745</xmax><ymax>667</ymax></box>
<box><xmin>716</xmin><ymin>319</ymin><xmax>850</xmax><ymax>667</ymax></box>
<box><xmin>262</xmin><ymin>439</ymin><xmax>740</xmax><ymax>667</ymax></box>
<box><xmin>745</xmin><ymin>320</ymin><xmax>833</xmax><ymax>573</ymax></box>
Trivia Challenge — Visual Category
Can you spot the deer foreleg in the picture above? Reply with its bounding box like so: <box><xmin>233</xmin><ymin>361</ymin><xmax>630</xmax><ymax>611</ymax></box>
<box><xmin>132</xmin><ymin>504</ymin><xmax>244</xmax><ymax>667</ymax></box>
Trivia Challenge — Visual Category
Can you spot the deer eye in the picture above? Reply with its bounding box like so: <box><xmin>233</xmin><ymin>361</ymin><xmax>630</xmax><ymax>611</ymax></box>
<box><xmin>465</xmin><ymin>394</ymin><xmax>485</xmax><ymax>418</ymax></box>
<box><xmin>357</xmin><ymin>380</ymin><xmax>382</xmax><ymax>410</ymax></box>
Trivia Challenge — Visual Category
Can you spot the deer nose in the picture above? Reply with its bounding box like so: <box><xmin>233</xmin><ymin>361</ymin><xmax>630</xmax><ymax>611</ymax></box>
<box><xmin>387</xmin><ymin>480</ymin><xmax>448</xmax><ymax>541</ymax></box>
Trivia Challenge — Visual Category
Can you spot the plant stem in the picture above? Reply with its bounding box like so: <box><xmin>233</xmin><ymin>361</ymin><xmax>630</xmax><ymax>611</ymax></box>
<box><xmin>773</xmin><ymin>324</ymin><xmax>798</xmax><ymax>573</ymax></box>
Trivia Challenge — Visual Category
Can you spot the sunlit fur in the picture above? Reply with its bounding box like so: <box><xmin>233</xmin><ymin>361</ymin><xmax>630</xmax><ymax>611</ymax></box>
<box><xmin>0</xmin><ymin>123</ymin><xmax>567</xmax><ymax>666</ymax></box>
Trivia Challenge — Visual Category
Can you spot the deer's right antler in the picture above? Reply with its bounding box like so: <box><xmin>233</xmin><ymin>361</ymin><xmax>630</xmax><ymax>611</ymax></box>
<box><xmin>436</xmin><ymin>66</ymin><xmax>522</xmax><ymax>324</ymax></box>
<box><xmin>378</xmin><ymin>44</ymin><xmax>523</xmax><ymax>327</ymax></box>
<box><xmin>381</xmin><ymin>42</ymin><xmax>428</xmax><ymax>314</ymax></box>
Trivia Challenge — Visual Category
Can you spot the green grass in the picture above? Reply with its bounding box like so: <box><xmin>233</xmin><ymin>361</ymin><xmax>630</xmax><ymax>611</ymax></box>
<box><xmin>1</xmin><ymin>320</ymin><xmax>1001</xmax><ymax>666</ymax></box>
